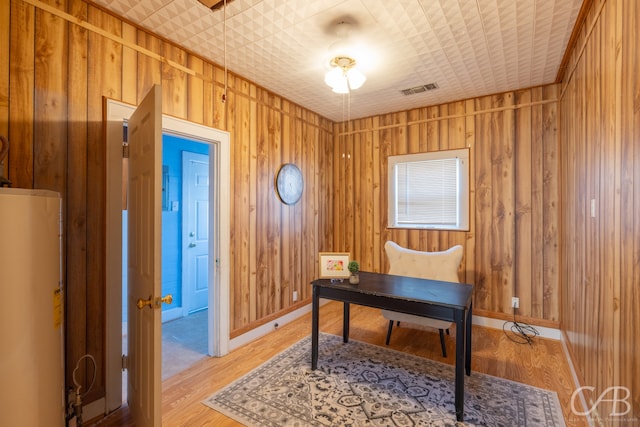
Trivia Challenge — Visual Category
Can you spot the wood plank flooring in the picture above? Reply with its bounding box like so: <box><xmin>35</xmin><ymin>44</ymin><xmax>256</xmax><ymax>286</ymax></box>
<box><xmin>89</xmin><ymin>301</ymin><xmax>588</xmax><ymax>426</ymax></box>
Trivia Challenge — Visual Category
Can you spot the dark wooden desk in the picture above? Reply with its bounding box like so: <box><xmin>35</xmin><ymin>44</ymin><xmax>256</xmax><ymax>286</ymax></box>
<box><xmin>311</xmin><ymin>271</ymin><xmax>473</xmax><ymax>422</ymax></box>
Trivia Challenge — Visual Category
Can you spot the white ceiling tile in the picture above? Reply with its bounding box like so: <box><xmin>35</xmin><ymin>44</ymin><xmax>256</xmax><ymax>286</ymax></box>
<box><xmin>90</xmin><ymin>0</ymin><xmax>584</xmax><ymax>121</ymax></box>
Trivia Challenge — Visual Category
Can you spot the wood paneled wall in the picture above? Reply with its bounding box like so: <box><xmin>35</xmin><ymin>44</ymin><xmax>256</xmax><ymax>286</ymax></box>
<box><xmin>331</xmin><ymin>88</ymin><xmax>560</xmax><ymax>323</ymax></box>
<box><xmin>1</xmin><ymin>0</ymin><xmax>332</xmax><ymax>403</ymax></box>
<box><xmin>559</xmin><ymin>0</ymin><xmax>640</xmax><ymax>420</ymax></box>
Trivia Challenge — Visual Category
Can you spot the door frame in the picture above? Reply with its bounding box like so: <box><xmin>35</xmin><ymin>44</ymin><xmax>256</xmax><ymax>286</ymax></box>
<box><xmin>104</xmin><ymin>98</ymin><xmax>231</xmax><ymax>413</ymax></box>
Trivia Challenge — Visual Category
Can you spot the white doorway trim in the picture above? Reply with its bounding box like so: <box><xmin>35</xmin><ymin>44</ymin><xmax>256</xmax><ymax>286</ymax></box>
<box><xmin>104</xmin><ymin>99</ymin><xmax>230</xmax><ymax>413</ymax></box>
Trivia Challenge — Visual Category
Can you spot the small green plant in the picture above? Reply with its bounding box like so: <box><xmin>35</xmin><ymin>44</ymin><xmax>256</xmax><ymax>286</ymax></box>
<box><xmin>348</xmin><ymin>260</ymin><xmax>360</xmax><ymax>274</ymax></box>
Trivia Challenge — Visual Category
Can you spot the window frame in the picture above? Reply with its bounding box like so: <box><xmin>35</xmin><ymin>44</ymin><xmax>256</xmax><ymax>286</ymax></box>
<box><xmin>387</xmin><ymin>148</ymin><xmax>470</xmax><ymax>231</ymax></box>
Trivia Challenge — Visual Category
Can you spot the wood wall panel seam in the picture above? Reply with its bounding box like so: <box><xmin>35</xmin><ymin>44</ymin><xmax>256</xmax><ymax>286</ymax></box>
<box><xmin>555</xmin><ymin>0</ymin><xmax>596</xmax><ymax>83</ymax></box>
<box><xmin>335</xmin><ymin>97</ymin><xmax>559</xmax><ymax>137</ymax></box>
<box><xmin>9</xmin><ymin>0</ymin><xmax>36</xmax><ymax>188</ymax></box>
<box><xmin>0</xmin><ymin>0</ymin><xmax>10</xmax><ymax>181</ymax></box>
<box><xmin>21</xmin><ymin>0</ymin><xmax>195</xmax><ymax>75</ymax></box>
<box><xmin>558</xmin><ymin>0</ymin><xmax>608</xmax><ymax>99</ymax></box>
<box><xmin>20</xmin><ymin>0</ymin><xmax>331</xmax><ymax>132</ymax></box>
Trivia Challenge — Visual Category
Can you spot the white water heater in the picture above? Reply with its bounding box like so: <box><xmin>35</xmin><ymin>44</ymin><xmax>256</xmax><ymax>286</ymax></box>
<box><xmin>0</xmin><ymin>188</ymin><xmax>64</xmax><ymax>426</ymax></box>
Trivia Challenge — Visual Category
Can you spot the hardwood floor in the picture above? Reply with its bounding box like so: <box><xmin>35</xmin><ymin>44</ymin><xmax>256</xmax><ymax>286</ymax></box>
<box><xmin>89</xmin><ymin>301</ymin><xmax>588</xmax><ymax>426</ymax></box>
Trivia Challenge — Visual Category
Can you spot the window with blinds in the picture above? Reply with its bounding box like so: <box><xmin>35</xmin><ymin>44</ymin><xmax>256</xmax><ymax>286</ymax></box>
<box><xmin>388</xmin><ymin>148</ymin><xmax>469</xmax><ymax>230</ymax></box>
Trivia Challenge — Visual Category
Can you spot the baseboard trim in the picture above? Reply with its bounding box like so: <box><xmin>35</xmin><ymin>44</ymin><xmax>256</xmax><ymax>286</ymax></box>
<box><xmin>229</xmin><ymin>300</ymin><xmax>563</xmax><ymax>352</ymax></box>
<box><xmin>472</xmin><ymin>315</ymin><xmax>562</xmax><ymax>340</ymax></box>
<box><xmin>229</xmin><ymin>299</ymin><xmax>330</xmax><ymax>351</ymax></box>
<box><xmin>82</xmin><ymin>397</ymin><xmax>106</xmax><ymax>425</ymax></box>
<box><xmin>162</xmin><ymin>307</ymin><xmax>183</xmax><ymax>323</ymax></box>
<box><xmin>560</xmin><ymin>331</ymin><xmax>592</xmax><ymax>426</ymax></box>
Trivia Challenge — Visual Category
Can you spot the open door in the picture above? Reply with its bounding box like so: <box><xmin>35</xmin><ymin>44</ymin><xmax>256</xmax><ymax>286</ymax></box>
<box><xmin>127</xmin><ymin>85</ymin><xmax>168</xmax><ymax>426</ymax></box>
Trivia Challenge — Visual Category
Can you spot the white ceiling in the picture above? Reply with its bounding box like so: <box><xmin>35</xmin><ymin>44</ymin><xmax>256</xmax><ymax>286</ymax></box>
<box><xmin>90</xmin><ymin>0</ymin><xmax>583</xmax><ymax>121</ymax></box>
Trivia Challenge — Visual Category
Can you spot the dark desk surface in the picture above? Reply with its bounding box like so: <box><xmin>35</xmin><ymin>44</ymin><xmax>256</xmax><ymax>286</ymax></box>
<box><xmin>312</xmin><ymin>271</ymin><xmax>473</xmax><ymax>310</ymax></box>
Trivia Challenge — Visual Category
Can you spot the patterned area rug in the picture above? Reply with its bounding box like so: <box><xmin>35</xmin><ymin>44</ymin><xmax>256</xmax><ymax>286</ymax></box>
<box><xmin>203</xmin><ymin>333</ymin><xmax>566</xmax><ymax>426</ymax></box>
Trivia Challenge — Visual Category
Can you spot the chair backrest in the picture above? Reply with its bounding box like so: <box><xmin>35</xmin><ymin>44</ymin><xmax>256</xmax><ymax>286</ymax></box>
<box><xmin>384</xmin><ymin>241</ymin><xmax>463</xmax><ymax>283</ymax></box>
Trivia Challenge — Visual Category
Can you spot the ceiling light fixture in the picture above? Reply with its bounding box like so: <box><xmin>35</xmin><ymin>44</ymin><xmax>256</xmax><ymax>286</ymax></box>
<box><xmin>324</xmin><ymin>56</ymin><xmax>366</xmax><ymax>94</ymax></box>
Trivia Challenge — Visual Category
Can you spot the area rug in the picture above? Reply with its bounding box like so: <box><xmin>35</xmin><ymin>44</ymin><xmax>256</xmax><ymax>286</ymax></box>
<box><xmin>203</xmin><ymin>333</ymin><xmax>566</xmax><ymax>426</ymax></box>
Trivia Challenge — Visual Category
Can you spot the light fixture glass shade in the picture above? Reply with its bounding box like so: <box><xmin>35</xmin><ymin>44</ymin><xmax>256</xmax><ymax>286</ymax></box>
<box><xmin>345</xmin><ymin>68</ymin><xmax>366</xmax><ymax>90</ymax></box>
<box><xmin>324</xmin><ymin>67</ymin><xmax>345</xmax><ymax>89</ymax></box>
<box><xmin>324</xmin><ymin>56</ymin><xmax>366</xmax><ymax>93</ymax></box>
<box><xmin>331</xmin><ymin>79</ymin><xmax>350</xmax><ymax>94</ymax></box>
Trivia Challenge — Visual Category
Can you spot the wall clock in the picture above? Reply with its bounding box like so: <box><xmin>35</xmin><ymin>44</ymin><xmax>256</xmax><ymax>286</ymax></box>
<box><xmin>276</xmin><ymin>163</ymin><xmax>303</xmax><ymax>205</ymax></box>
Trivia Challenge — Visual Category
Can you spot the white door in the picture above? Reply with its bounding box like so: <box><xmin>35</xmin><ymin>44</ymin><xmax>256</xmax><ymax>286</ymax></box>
<box><xmin>182</xmin><ymin>151</ymin><xmax>209</xmax><ymax>314</ymax></box>
<box><xmin>127</xmin><ymin>85</ymin><xmax>165</xmax><ymax>427</ymax></box>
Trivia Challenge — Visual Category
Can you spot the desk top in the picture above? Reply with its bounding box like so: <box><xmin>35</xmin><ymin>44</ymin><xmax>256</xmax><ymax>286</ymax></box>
<box><xmin>312</xmin><ymin>271</ymin><xmax>473</xmax><ymax>310</ymax></box>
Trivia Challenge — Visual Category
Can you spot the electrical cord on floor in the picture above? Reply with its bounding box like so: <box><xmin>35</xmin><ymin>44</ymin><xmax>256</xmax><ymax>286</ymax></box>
<box><xmin>502</xmin><ymin>309</ymin><xmax>539</xmax><ymax>345</ymax></box>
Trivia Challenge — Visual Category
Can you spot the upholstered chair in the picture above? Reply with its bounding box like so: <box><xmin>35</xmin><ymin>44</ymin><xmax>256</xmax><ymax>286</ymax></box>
<box><xmin>382</xmin><ymin>241</ymin><xmax>464</xmax><ymax>357</ymax></box>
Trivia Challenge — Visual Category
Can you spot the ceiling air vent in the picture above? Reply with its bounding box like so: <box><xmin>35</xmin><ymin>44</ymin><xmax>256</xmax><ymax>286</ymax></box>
<box><xmin>401</xmin><ymin>83</ymin><xmax>439</xmax><ymax>96</ymax></box>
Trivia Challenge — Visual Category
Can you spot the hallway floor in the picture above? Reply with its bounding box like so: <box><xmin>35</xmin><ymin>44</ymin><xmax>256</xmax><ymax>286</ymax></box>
<box><xmin>161</xmin><ymin>309</ymin><xmax>208</xmax><ymax>380</ymax></box>
<box><xmin>122</xmin><ymin>308</ymin><xmax>208</xmax><ymax>398</ymax></box>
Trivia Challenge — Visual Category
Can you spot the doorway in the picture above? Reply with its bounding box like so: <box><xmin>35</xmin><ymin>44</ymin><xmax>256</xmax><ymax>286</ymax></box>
<box><xmin>105</xmin><ymin>98</ymin><xmax>231</xmax><ymax>414</ymax></box>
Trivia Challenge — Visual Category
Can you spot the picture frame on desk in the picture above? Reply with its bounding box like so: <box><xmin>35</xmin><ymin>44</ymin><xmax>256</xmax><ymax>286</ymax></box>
<box><xmin>318</xmin><ymin>252</ymin><xmax>351</xmax><ymax>279</ymax></box>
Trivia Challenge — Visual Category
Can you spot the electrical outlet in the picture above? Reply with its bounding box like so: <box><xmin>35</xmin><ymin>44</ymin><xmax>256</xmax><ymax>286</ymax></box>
<box><xmin>293</xmin><ymin>291</ymin><xmax>298</xmax><ymax>302</ymax></box>
<box><xmin>511</xmin><ymin>297</ymin><xmax>520</xmax><ymax>309</ymax></box>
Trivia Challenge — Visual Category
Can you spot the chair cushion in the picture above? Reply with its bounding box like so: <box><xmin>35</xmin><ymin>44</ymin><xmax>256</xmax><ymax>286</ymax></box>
<box><xmin>384</xmin><ymin>241</ymin><xmax>463</xmax><ymax>283</ymax></box>
<box><xmin>381</xmin><ymin>241</ymin><xmax>464</xmax><ymax>331</ymax></box>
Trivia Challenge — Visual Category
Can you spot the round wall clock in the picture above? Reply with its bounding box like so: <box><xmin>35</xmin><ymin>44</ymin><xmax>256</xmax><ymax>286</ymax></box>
<box><xmin>276</xmin><ymin>163</ymin><xmax>304</xmax><ymax>205</ymax></box>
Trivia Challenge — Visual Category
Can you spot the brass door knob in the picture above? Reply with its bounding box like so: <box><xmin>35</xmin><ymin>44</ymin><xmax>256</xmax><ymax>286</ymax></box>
<box><xmin>155</xmin><ymin>294</ymin><xmax>173</xmax><ymax>307</ymax></box>
<box><xmin>136</xmin><ymin>294</ymin><xmax>173</xmax><ymax>310</ymax></box>
<box><xmin>136</xmin><ymin>295</ymin><xmax>153</xmax><ymax>310</ymax></box>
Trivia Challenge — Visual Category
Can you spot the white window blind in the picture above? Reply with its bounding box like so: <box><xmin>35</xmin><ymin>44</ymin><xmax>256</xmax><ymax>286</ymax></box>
<box><xmin>396</xmin><ymin>158</ymin><xmax>458</xmax><ymax>225</ymax></box>
<box><xmin>388</xmin><ymin>148</ymin><xmax>469</xmax><ymax>230</ymax></box>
